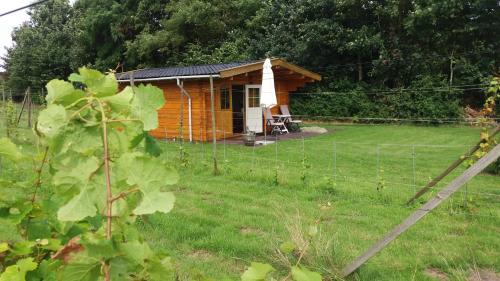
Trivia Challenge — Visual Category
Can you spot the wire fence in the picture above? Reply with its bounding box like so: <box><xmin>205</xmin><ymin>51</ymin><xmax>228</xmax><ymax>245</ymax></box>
<box><xmin>158</xmin><ymin>132</ymin><xmax>499</xmax><ymax>220</ymax></box>
<box><xmin>0</xmin><ymin>100</ymin><xmax>498</xmax><ymax>220</ymax></box>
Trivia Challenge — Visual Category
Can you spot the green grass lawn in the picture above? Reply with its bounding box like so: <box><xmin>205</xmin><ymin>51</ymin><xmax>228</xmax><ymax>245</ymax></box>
<box><xmin>133</xmin><ymin>124</ymin><xmax>499</xmax><ymax>281</ymax></box>
<box><xmin>2</xmin><ymin>119</ymin><xmax>499</xmax><ymax>280</ymax></box>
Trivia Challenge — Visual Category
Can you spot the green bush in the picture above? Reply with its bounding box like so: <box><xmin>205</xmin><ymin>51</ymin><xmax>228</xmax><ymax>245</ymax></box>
<box><xmin>290</xmin><ymin>75</ymin><xmax>463</xmax><ymax>122</ymax></box>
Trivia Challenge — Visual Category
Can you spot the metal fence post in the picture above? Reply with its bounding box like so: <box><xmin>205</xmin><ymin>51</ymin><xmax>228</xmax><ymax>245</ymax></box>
<box><xmin>164</xmin><ymin>127</ymin><xmax>168</xmax><ymax>161</ymax></box>
<box><xmin>412</xmin><ymin>145</ymin><xmax>416</xmax><ymax>194</ymax></box>
<box><xmin>275</xmin><ymin>134</ymin><xmax>278</xmax><ymax>167</ymax></box>
<box><xmin>201</xmin><ymin>127</ymin><xmax>205</xmax><ymax>162</ymax></box>
<box><xmin>376</xmin><ymin>144</ymin><xmax>381</xmax><ymax>189</ymax></box>
<box><xmin>251</xmin><ymin>140</ymin><xmax>256</xmax><ymax>173</ymax></box>
<box><xmin>333</xmin><ymin>141</ymin><xmax>337</xmax><ymax>182</ymax></box>
<box><xmin>223</xmin><ymin>112</ymin><xmax>226</xmax><ymax>161</ymax></box>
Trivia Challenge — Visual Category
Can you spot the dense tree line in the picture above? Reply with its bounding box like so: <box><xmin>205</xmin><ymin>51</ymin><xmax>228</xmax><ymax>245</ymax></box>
<box><xmin>2</xmin><ymin>0</ymin><xmax>499</xmax><ymax>118</ymax></box>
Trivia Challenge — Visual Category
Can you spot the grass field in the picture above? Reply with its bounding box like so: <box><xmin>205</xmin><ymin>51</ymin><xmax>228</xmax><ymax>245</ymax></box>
<box><xmin>2</xmin><ymin>118</ymin><xmax>499</xmax><ymax>280</ymax></box>
<box><xmin>134</xmin><ymin>124</ymin><xmax>499</xmax><ymax>280</ymax></box>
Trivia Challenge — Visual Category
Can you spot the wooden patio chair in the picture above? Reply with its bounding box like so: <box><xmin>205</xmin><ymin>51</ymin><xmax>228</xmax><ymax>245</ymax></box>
<box><xmin>280</xmin><ymin>105</ymin><xmax>302</xmax><ymax>131</ymax></box>
<box><xmin>264</xmin><ymin>108</ymin><xmax>288</xmax><ymax>135</ymax></box>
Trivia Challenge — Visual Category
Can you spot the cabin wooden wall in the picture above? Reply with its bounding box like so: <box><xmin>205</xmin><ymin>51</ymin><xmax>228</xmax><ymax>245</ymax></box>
<box><xmin>200</xmin><ymin>81</ymin><xmax>232</xmax><ymax>141</ymax></box>
<box><xmin>119</xmin><ymin>71</ymin><xmax>310</xmax><ymax>141</ymax></box>
<box><xmin>147</xmin><ymin>80</ymin><xmax>207</xmax><ymax>141</ymax></box>
<box><xmin>146</xmin><ymin>79</ymin><xmax>234</xmax><ymax>142</ymax></box>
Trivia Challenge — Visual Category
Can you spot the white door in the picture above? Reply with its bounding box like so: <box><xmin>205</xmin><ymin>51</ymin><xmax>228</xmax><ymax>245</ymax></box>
<box><xmin>245</xmin><ymin>85</ymin><xmax>262</xmax><ymax>133</ymax></box>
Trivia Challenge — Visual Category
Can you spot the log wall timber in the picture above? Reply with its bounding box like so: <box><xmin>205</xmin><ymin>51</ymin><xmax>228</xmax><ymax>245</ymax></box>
<box><xmin>122</xmin><ymin>66</ymin><xmax>313</xmax><ymax>141</ymax></box>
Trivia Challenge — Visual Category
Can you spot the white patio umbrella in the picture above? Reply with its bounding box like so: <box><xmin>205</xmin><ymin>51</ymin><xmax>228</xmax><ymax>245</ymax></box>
<box><xmin>260</xmin><ymin>58</ymin><xmax>277</xmax><ymax>144</ymax></box>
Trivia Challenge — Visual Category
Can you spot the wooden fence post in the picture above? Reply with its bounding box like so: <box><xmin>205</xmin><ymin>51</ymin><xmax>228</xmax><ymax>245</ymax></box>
<box><xmin>16</xmin><ymin>88</ymin><xmax>29</xmax><ymax>126</ymax></box>
<box><xmin>27</xmin><ymin>88</ymin><xmax>32</xmax><ymax>128</ymax></box>
<box><xmin>342</xmin><ymin>144</ymin><xmax>500</xmax><ymax>277</ymax></box>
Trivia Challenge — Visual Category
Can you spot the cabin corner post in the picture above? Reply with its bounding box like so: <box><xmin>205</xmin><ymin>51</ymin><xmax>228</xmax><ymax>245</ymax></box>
<box><xmin>209</xmin><ymin>76</ymin><xmax>219</xmax><ymax>174</ymax></box>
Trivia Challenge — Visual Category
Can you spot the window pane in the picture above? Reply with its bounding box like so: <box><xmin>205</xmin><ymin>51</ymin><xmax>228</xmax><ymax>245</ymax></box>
<box><xmin>248</xmin><ymin>88</ymin><xmax>260</xmax><ymax>108</ymax></box>
<box><xmin>220</xmin><ymin>88</ymin><xmax>230</xmax><ymax>110</ymax></box>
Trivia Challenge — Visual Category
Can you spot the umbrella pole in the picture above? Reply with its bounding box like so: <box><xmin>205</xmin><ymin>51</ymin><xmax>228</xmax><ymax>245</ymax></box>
<box><xmin>263</xmin><ymin>106</ymin><xmax>267</xmax><ymax>143</ymax></box>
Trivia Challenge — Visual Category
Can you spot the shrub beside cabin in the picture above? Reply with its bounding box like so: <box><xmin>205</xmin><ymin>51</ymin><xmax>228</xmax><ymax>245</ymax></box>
<box><xmin>116</xmin><ymin>58</ymin><xmax>321</xmax><ymax>141</ymax></box>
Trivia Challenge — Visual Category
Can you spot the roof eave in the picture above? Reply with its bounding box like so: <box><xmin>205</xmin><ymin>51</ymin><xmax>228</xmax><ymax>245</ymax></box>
<box><xmin>117</xmin><ymin>74</ymin><xmax>221</xmax><ymax>83</ymax></box>
<box><xmin>218</xmin><ymin>58</ymin><xmax>321</xmax><ymax>81</ymax></box>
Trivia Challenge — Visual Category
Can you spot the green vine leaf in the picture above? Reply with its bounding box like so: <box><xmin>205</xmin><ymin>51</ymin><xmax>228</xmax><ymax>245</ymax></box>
<box><xmin>10</xmin><ymin>241</ymin><xmax>36</xmax><ymax>256</ymax></box>
<box><xmin>3</xmin><ymin>204</ymin><xmax>33</xmax><ymax>225</ymax></box>
<box><xmin>279</xmin><ymin>241</ymin><xmax>296</xmax><ymax>254</ymax></box>
<box><xmin>116</xmin><ymin>153</ymin><xmax>177</xmax><ymax>215</ymax></box>
<box><xmin>291</xmin><ymin>266</ymin><xmax>322</xmax><ymax>281</ymax></box>
<box><xmin>145</xmin><ymin>257</ymin><xmax>175</xmax><ymax>281</ymax></box>
<box><xmin>103</xmin><ymin>86</ymin><xmax>133</xmax><ymax>115</ymax></box>
<box><xmin>36</xmin><ymin>104</ymin><xmax>68</xmax><ymax>139</ymax></box>
<box><xmin>57</xmin><ymin>179</ymin><xmax>104</xmax><ymax>221</ymax></box>
<box><xmin>29</xmin><ymin>259</ymin><xmax>61</xmax><ymax>281</ymax></box>
<box><xmin>131</xmin><ymin>84</ymin><xmax>165</xmax><ymax>130</ymax></box>
<box><xmin>0</xmin><ymin>242</ymin><xmax>9</xmax><ymax>253</ymax></box>
<box><xmin>109</xmin><ymin>257</ymin><xmax>131</xmax><ymax>280</ymax></box>
<box><xmin>145</xmin><ymin>134</ymin><xmax>163</xmax><ymax>157</ymax></box>
<box><xmin>52</xmin><ymin>155</ymin><xmax>100</xmax><ymax>188</ymax></box>
<box><xmin>80</xmin><ymin>233</ymin><xmax>117</xmax><ymax>259</ymax></box>
<box><xmin>0</xmin><ymin>138</ymin><xmax>23</xmax><ymax>162</ymax></box>
<box><xmin>241</xmin><ymin>262</ymin><xmax>275</xmax><ymax>281</ymax></box>
<box><xmin>69</xmin><ymin>67</ymin><xmax>117</xmax><ymax>97</ymax></box>
<box><xmin>64</xmin><ymin>126</ymin><xmax>102</xmax><ymax>156</ymax></box>
<box><xmin>45</xmin><ymin>79</ymin><xmax>85</xmax><ymax>106</ymax></box>
<box><xmin>0</xmin><ymin>257</ymin><xmax>37</xmax><ymax>281</ymax></box>
<box><xmin>118</xmin><ymin>240</ymin><xmax>154</xmax><ymax>265</ymax></box>
<box><xmin>57</xmin><ymin>253</ymin><xmax>101</xmax><ymax>281</ymax></box>
<box><xmin>134</xmin><ymin>190</ymin><xmax>175</xmax><ymax>215</ymax></box>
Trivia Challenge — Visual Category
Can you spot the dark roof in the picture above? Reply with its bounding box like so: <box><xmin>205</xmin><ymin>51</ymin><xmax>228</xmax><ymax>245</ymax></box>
<box><xmin>116</xmin><ymin>61</ymin><xmax>254</xmax><ymax>80</ymax></box>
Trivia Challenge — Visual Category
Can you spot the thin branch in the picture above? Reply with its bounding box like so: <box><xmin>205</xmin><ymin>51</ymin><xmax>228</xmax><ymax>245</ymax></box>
<box><xmin>64</xmin><ymin>96</ymin><xmax>92</xmax><ymax>110</ymax></box>
<box><xmin>110</xmin><ymin>187</ymin><xmax>140</xmax><ymax>203</ymax></box>
<box><xmin>30</xmin><ymin>146</ymin><xmax>49</xmax><ymax>204</ymax></box>
<box><xmin>25</xmin><ymin>146</ymin><xmax>50</xmax><ymax>238</ymax></box>
<box><xmin>96</xmin><ymin>98</ymin><xmax>113</xmax><ymax>239</ymax></box>
<box><xmin>282</xmin><ymin>241</ymin><xmax>310</xmax><ymax>281</ymax></box>
<box><xmin>69</xmin><ymin>102</ymin><xmax>92</xmax><ymax>119</ymax></box>
<box><xmin>295</xmin><ymin>242</ymin><xmax>309</xmax><ymax>267</ymax></box>
<box><xmin>106</xmin><ymin>118</ymin><xmax>141</xmax><ymax>124</ymax></box>
<box><xmin>95</xmin><ymin>98</ymin><xmax>112</xmax><ymax>281</ymax></box>
<box><xmin>88</xmin><ymin>161</ymin><xmax>105</xmax><ymax>181</ymax></box>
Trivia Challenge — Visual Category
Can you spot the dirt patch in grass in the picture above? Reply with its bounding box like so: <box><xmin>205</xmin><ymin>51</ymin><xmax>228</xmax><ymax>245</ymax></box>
<box><xmin>240</xmin><ymin>227</ymin><xmax>264</xmax><ymax>236</ymax></box>
<box><xmin>468</xmin><ymin>269</ymin><xmax>500</xmax><ymax>281</ymax></box>
<box><xmin>175</xmin><ymin>186</ymin><xmax>188</xmax><ymax>192</ymax></box>
<box><xmin>187</xmin><ymin>249</ymin><xmax>214</xmax><ymax>260</ymax></box>
<box><xmin>201</xmin><ymin>194</ymin><xmax>223</xmax><ymax>204</ymax></box>
<box><xmin>425</xmin><ymin>268</ymin><xmax>449</xmax><ymax>281</ymax></box>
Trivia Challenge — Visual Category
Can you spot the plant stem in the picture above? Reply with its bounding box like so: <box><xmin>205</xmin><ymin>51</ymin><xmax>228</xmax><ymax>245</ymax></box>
<box><xmin>110</xmin><ymin>187</ymin><xmax>140</xmax><ymax>203</ymax></box>
<box><xmin>96</xmin><ymin>98</ymin><xmax>112</xmax><ymax>281</ymax></box>
<box><xmin>106</xmin><ymin>118</ymin><xmax>141</xmax><ymax>123</ymax></box>
<box><xmin>30</xmin><ymin>146</ymin><xmax>49</xmax><ymax>204</ymax></box>
<box><xmin>25</xmin><ymin>146</ymin><xmax>50</xmax><ymax>238</ymax></box>
<box><xmin>295</xmin><ymin>242</ymin><xmax>309</xmax><ymax>266</ymax></box>
<box><xmin>69</xmin><ymin>102</ymin><xmax>91</xmax><ymax>119</ymax></box>
<box><xmin>102</xmin><ymin>120</ymin><xmax>113</xmax><ymax>241</ymax></box>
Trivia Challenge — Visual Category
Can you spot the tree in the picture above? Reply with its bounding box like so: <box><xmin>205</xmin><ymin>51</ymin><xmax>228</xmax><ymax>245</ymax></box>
<box><xmin>125</xmin><ymin>0</ymin><xmax>261</xmax><ymax>68</ymax></box>
<box><xmin>3</xmin><ymin>0</ymin><xmax>499</xmax><ymax>117</ymax></box>
<box><xmin>3</xmin><ymin>0</ymin><xmax>75</xmax><ymax>92</ymax></box>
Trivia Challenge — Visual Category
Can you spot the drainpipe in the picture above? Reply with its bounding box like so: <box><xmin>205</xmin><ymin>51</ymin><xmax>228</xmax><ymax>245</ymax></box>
<box><xmin>176</xmin><ymin>78</ymin><xmax>193</xmax><ymax>142</ymax></box>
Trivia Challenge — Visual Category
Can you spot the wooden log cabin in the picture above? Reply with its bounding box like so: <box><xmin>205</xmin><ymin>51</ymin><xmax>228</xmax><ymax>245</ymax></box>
<box><xmin>116</xmin><ymin>58</ymin><xmax>321</xmax><ymax>141</ymax></box>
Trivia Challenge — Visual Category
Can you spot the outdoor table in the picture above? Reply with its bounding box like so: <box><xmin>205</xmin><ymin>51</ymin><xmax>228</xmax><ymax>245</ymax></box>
<box><xmin>272</xmin><ymin>114</ymin><xmax>291</xmax><ymax>122</ymax></box>
<box><xmin>272</xmin><ymin>114</ymin><xmax>291</xmax><ymax>133</ymax></box>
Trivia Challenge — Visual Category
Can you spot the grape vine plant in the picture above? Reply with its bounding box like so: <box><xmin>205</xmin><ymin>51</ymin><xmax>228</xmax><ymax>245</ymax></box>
<box><xmin>0</xmin><ymin>68</ymin><xmax>178</xmax><ymax>280</ymax></box>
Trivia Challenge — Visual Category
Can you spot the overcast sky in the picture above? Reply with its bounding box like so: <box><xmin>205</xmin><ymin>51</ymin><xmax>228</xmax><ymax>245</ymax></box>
<box><xmin>0</xmin><ymin>0</ymin><xmax>76</xmax><ymax>71</ymax></box>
